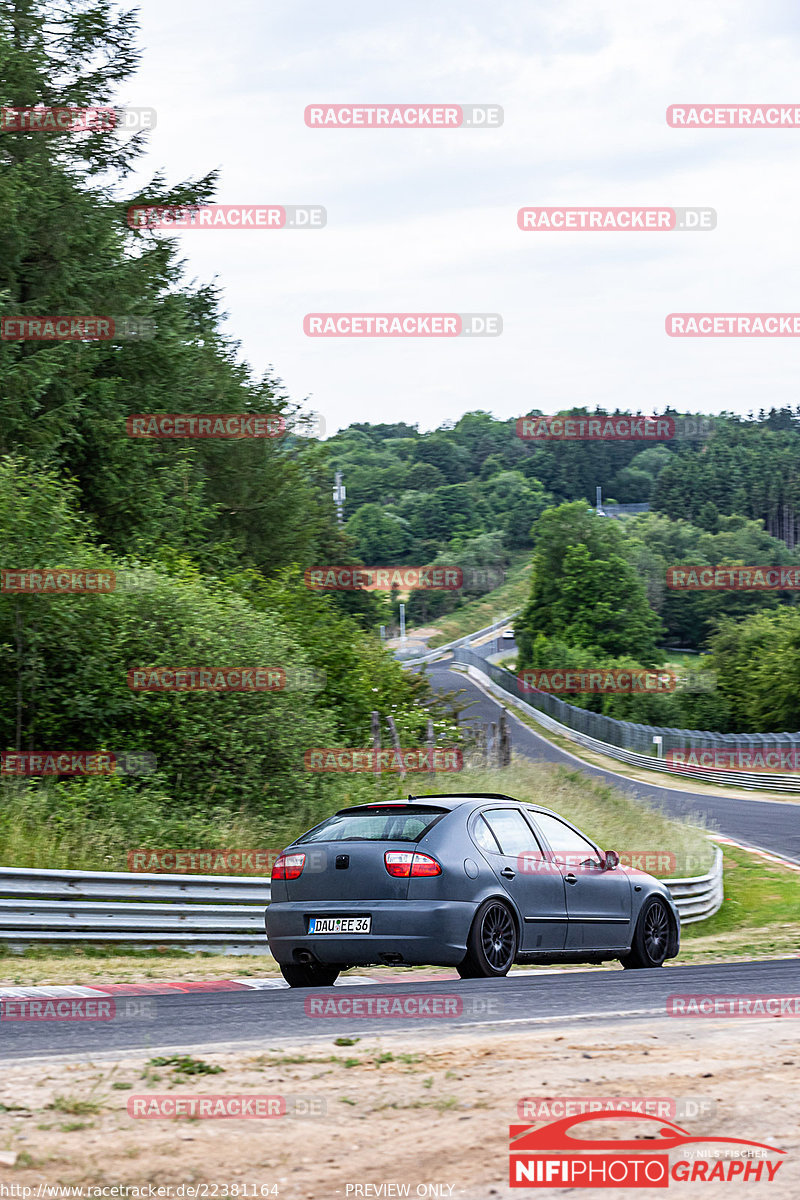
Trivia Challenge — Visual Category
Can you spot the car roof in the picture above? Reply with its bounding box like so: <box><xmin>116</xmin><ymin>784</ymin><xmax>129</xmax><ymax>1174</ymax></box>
<box><xmin>343</xmin><ymin>793</ymin><xmax>560</xmax><ymax>818</ymax></box>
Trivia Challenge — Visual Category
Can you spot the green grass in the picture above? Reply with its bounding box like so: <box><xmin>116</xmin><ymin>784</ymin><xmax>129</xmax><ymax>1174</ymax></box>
<box><xmin>0</xmin><ymin>742</ymin><xmax>792</xmax><ymax>969</ymax></box>
<box><xmin>0</xmin><ymin>772</ymin><xmax>413</xmax><ymax>872</ymax></box>
<box><xmin>149</xmin><ymin>1055</ymin><xmax>224</xmax><ymax>1076</ymax></box>
<box><xmin>425</xmin><ymin>554</ymin><xmax>531</xmax><ymax>648</ymax></box>
<box><xmin>678</xmin><ymin>843</ymin><xmax>800</xmax><ymax>961</ymax></box>
<box><xmin>0</xmin><ymin>943</ymin><xmax>212</xmax><ymax>961</ymax></box>
<box><xmin>7</xmin><ymin>714</ymin><xmax>705</xmax><ymax>876</ymax></box>
<box><xmin>45</xmin><ymin>1096</ymin><xmax>102</xmax><ymax>1116</ymax></box>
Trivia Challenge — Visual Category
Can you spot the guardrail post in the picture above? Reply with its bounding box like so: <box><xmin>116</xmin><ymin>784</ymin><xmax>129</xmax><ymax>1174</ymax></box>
<box><xmin>426</xmin><ymin>717</ymin><xmax>436</xmax><ymax>778</ymax></box>
<box><xmin>498</xmin><ymin>709</ymin><xmax>511</xmax><ymax>767</ymax></box>
<box><xmin>386</xmin><ymin>715</ymin><xmax>406</xmax><ymax>781</ymax></box>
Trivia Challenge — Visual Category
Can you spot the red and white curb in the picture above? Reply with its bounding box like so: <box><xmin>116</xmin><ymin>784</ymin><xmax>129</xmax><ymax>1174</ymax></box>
<box><xmin>0</xmin><ymin>966</ymin><xmax>588</xmax><ymax>1003</ymax></box>
<box><xmin>0</xmin><ymin>977</ymin><xmax>385</xmax><ymax>1000</ymax></box>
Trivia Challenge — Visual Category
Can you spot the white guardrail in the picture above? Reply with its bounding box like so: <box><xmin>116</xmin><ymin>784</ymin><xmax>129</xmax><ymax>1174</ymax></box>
<box><xmin>0</xmin><ymin>867</ymin><xmax>271</xmax><ymax>954</ymax></box>
<box><xmin>456</xmin><ymin>655</ymin><xmax>800</xmax><ymax>794</ymax></box>
<box><xmin>397</xmin><ymin>613</ymin><xmax>517</xmax><ymax>666</ymax></box>
<box><xmin>0</xmin><ymin>848</ymin><xmax>722</xmax><ymax>954</ymax></box>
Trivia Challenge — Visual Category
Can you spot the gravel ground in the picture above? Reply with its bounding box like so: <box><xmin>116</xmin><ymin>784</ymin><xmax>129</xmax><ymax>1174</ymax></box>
<box><xmin>0</xmin><ymin>1015</ymin><xmax>797</xmax><ymax>1198</ymax></box>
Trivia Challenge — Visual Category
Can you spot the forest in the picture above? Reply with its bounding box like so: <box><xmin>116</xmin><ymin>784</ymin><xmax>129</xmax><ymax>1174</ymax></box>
<box><xmin>3</xmin><ymin>1</ymin><xmax>800</xmax><ymax>875</ymax></box>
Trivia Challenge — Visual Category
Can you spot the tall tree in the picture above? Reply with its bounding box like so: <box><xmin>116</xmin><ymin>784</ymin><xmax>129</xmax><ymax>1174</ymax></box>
<box><xmin>0</xmin><ymin>0</ymin><xmax>345</xmax><ymax>576</ymax></box>
<box><xmin>517</xmin><ymin>502</ymin><xmax>663</xmax><ymax>665</ymax></box>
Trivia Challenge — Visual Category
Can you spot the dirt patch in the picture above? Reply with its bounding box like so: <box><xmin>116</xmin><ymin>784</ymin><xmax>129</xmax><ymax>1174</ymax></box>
<box><xmin>0</xmin><ymin>1018</ymin><xmax>797</xmax><ymax>1198</ymax></box>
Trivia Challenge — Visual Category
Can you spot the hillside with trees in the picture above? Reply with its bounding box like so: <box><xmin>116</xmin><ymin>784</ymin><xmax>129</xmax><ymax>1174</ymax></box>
<box><xmin>0</xmin><ymin>0</ymin><xmax>438</xmax><ymax>851</ymax></box>
<box><xmin>515</xmin><ymin>503</ymin><xmax>800</xmax><ymax>733</ymax></box>
<box><xmin>4</xmin><ymin>0</ymin><xmax>800</xmax><ymax>858</ymax></box>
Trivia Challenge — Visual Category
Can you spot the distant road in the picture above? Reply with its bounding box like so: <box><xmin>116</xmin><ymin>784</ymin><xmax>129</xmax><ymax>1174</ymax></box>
<box><xmin>423</xmin><ymin>659</ymin><xmax>800</xmax><ymax>865</ymax></box>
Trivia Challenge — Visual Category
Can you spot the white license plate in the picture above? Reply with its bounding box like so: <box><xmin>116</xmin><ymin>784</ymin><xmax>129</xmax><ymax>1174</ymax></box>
<box><xmin>309</xmin><ymin>916</ymin><xmax>371</xmax><ymax>934</ymax></box>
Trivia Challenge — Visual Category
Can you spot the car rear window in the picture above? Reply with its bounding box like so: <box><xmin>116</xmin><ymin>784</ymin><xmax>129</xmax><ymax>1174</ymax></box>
<box><xmin>296</xmin><ymin>806</ymin><xmax>448</xmax><ymax>844</ymax></box>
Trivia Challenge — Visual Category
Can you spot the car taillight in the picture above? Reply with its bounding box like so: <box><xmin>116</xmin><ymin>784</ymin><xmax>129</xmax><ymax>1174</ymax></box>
<box><xmin>272</xmin><ymin>852</ymin><xmax>305</xmax><ymax>880</ymax></box>
<box><xmin>384</xmin><ymin>851</ymin><xmax>442</xmax><ymax>878</ymax></box>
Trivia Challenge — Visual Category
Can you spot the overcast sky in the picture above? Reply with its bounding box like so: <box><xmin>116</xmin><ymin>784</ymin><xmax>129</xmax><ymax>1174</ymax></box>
<box><xmin>124</xmin><ymin>0</ymin><xmax>800</xmax><ymax>434</ymax></box>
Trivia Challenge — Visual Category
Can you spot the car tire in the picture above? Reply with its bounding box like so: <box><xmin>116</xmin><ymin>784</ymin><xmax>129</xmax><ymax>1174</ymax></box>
<box><xmin>457</xmin><ymin>899</ymin><xmax>517</xmax><ymax>979</ymax></box>
<box><xmin>620</xmin><ymin>896</ymin><xmax>671</xmax><ymax>969</ymax></box>
<box><xmin>280</xmin><ymin>963</ymin><xmax>341</xmax><ymax>988</ymax></box>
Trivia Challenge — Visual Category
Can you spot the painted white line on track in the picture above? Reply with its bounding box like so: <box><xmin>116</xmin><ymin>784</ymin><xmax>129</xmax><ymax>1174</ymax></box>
<box><xmin>233</xmin><ymin>976</ymin><xmax>382</xmax><ymax>990</ymax></box>
<box><xmin>0</xmin><ymin>1009</ymin><xmax>672</xmax><ymax>1068</ymax></box>
<box><xmin>0</xmin><ymin>985</ymin><xmax>110</xmax><ymax>999</ymax></box>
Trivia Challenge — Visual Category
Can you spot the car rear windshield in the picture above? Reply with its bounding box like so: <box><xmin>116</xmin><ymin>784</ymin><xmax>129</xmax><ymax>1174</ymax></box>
<box><xmin>297</xmin><ymin>806</ymin><xmax>448</xmax><ymax>844</ymax></box>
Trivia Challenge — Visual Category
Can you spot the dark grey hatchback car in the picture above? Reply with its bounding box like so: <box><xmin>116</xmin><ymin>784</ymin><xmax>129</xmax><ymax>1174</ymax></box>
<box><xmin>265</xmin><ymin>793</ymin><xmax>680</xmax><ymax>987</ymax></box>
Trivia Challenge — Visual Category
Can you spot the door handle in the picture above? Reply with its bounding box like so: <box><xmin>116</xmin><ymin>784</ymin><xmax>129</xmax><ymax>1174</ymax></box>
<box><xmin>564</xmin><ymin>873</ymin><xmax>577</xmax><ymax>884</ymax></box>
<box><xmin>500</xmin><ymin>867</ymin><xmax>516</xmax><ymax>879</ymax></box>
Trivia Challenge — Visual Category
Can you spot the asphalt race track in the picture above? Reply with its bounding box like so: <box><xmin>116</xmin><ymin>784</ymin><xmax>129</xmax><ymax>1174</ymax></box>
<box><xmin>0</xmin><ymin>647</ymin><xmax>796</xmax><ymax>1064</ymax></box>
<box><xmin>424</xmin><ymin>660</ymin><xmax>800</xmax><ymax>866</ymax></box>
<box><xmin>0</xmin><ymin>959</ymin><xmax>797</xmax><ymax>1061</ymax></box>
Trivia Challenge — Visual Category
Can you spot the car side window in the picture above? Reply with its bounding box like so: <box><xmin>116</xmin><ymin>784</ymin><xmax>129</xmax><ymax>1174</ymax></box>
<box><xmin>471</xmin><ymin>815</ymin><xmax>502</xmax><ymax>855</ymax></box>
<box><xmin>482</xmin><ymin>809</ymin><xmax>544</xmax><ymax>858</ymax></box>
<box><xmin>529</xmin><ymin>812</ymin><xmax>602</xmax><ymax>867</ymax></box>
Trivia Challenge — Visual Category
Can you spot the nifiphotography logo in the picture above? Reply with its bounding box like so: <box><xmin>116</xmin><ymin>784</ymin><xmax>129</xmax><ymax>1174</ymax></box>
<box><xmin>508</xmin><ymin>1111</ymin><xmax>786</xmax><ymax>1187</ymax></box>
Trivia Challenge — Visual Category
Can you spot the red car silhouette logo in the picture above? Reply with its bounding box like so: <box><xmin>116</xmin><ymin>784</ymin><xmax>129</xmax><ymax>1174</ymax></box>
<box><xmin>509</xmin><ymin>1111</ymin><xmax>785</xmax><ymax>1188</ymax></box>
<box><xmin>511</xmin><ymin>1110</ymin><xmax>784</xmax><ymax>1154</ymax></box>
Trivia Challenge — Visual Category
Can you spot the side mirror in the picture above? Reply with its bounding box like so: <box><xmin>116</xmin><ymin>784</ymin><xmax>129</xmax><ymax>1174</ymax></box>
<box><xmin>604</xmin><ymin>850</ymin><xmax>620</xmax><ymax>870</ymax></box>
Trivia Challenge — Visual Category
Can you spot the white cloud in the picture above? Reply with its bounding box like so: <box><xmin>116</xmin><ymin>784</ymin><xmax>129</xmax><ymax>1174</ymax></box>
<box><xmin>124</xmin><ymin>0</ymin><xmax>800</xmax><ymax>430</ymax></box>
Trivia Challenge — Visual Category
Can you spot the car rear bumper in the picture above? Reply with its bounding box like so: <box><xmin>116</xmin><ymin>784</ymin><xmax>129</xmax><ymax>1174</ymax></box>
<box><xmin>265</xmin><ymin>899</ymin><xmax>475</xmax><ymax>967</ymax></box>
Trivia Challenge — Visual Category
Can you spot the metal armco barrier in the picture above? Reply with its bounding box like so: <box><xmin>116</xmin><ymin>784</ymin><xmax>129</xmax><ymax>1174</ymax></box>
<box><xmin>398</xmin><ymin>613</ymin><xmax>518</xmax><ymax>666</ymax></box>
<box><xmin>0</xmin><ymin>846</ymin><xmax>721</xmax><ymax>953</ymax></box>
<box><xmin>455</xmin><ymin>649</ymin><xmax>800</xmax><ymax>794</ymax></box>
<box><xmin>664</xmin><ymin>848</ymin><xmax>723</xmax><ymax>924</ymax></box>
<box><xmin>0</xmin><ymin>866</ymin><xmax>272</xmax><ymax>954</ymax></box>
